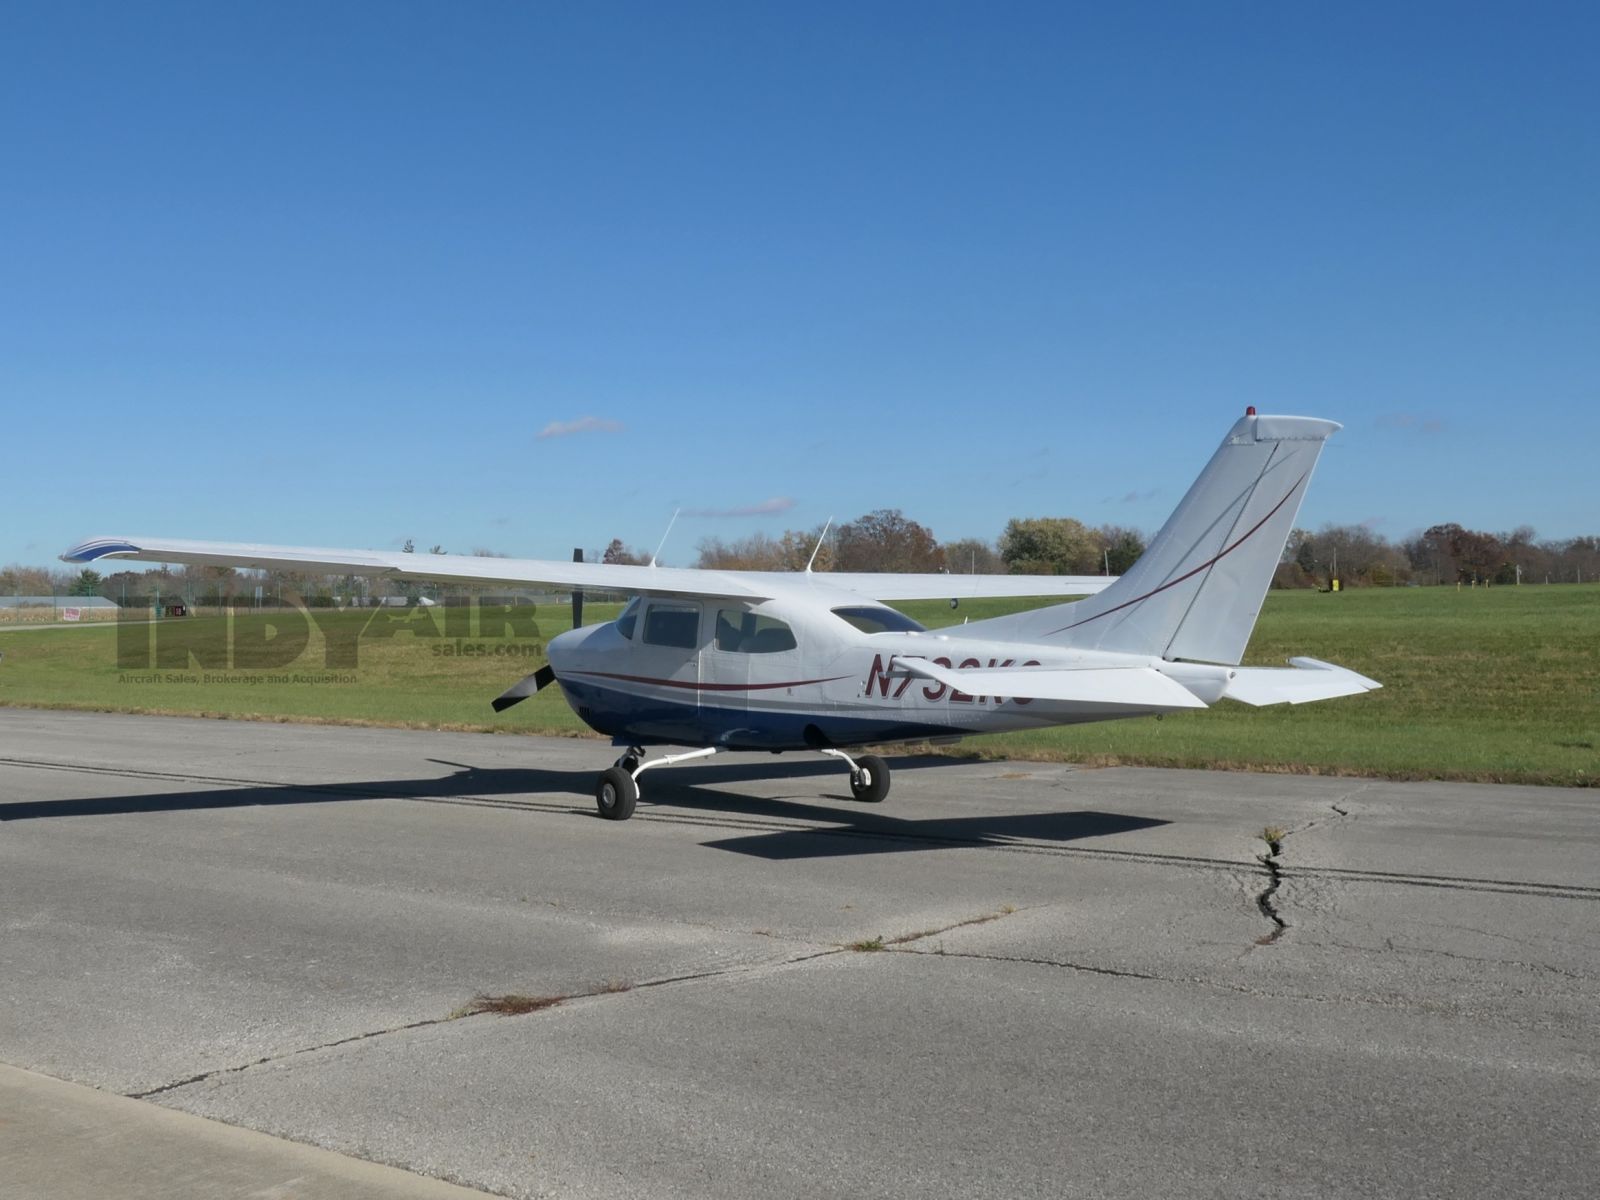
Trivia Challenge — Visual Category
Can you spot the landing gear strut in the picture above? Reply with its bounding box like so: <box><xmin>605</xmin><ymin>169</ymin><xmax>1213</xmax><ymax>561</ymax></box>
<box><xmin>592</xmin><ymin>746</ymin><xmax>892</xmax><ymax>820</ymax></box>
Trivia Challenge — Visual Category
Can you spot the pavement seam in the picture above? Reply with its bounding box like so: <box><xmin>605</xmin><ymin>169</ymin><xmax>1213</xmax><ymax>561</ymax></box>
<box><xmin>884</xmin><ymin>943</ymin><xmax>1536</xmax><ymax>1015</ymax></box>
<box><xmin>1329</xmin><ymin>937</ymin><xmax>1599</xmax><ymax>982</ymax></box>
<box><xmin>890</xmin><ymin>945</ymin><xmax>1164</xmax><ymax>982</ymax></box>
<box><xmin>126</xmin><ymin>1014</ymin><xmax>461</xmax><ymax>1100</ymax></box>
<box><xmin>130</xmin><ymin>915</ymin><xmax>1026</xmax><ymax>1100</ymax></box>
<box><xmin>124</xmin><ymin>947</ymin><xmax>848</xmax><ymax>1101</ymax></box>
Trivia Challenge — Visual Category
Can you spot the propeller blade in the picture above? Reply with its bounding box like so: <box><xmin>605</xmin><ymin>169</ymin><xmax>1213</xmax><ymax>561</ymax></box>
<box><xmin>571</xmin><ymin>547</ymin><xmax>584</xmax><ymax>629</ymax></box>
<box><xmin>491</xmin><ymin>663</ymin><xmax>556</xmax><ymax>712</ymax></box>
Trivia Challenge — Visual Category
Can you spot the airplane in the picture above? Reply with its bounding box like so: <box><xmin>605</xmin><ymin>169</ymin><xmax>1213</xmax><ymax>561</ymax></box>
<box><xmin>63</xmin><ymin>409</ymin><xmax>1379</xmax><ymax>821</ymax></box>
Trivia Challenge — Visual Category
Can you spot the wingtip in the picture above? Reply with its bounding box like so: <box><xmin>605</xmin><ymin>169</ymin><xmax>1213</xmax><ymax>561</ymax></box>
<box><xmin>61</xmin><ymin>538</ymin><xmax>142</xmax><ymax>564</ymax></box>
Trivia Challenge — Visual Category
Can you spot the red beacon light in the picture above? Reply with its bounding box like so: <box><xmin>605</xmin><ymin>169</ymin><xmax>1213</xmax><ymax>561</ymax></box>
<box><xmin>1246</xmin><ymin>406</ymin><xmax>1257</xmax><ymax>416</ymax></box>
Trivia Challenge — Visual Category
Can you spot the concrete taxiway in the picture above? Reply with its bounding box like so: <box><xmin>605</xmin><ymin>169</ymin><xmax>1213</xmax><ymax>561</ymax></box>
<box><xmin>1</xmin><ymin>708</ymin><xmax>1596</xmax><ymax>1199</ymax></box>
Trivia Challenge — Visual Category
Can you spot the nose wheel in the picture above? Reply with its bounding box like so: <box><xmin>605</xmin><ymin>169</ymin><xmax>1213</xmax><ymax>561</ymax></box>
<box><xmin>595</xmin><ymin>766</ymin><xmax>638</xmax><ymax>821</ymax></box>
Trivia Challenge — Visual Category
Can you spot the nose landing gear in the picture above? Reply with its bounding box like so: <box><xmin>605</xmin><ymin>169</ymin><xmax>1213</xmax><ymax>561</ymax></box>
<box><xmin>820</xmin><ymin>748</ymin><xmax>890</xmax><ymax>804</ymax></box>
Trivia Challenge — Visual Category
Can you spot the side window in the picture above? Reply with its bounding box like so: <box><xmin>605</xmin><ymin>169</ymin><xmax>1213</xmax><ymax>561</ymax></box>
<box><xmin>642</xmin><ymin>603</ymin><xmax>700</xmax><ymax>649</ymax></box>
<box><xmin>615</xmin><ymin>597</ymin><xmax>641</xmax><ymax>640</ymax></box>
<box><xmin>715</xmin><ymin>609</ymin><xmax>797</xmax><ymax>654</ymax></box>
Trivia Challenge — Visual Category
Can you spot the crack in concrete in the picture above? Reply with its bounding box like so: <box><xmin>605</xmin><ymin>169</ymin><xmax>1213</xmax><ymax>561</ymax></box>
<box><xmin>1248</xmin><ymin>788</ymin><xmax>1372</xmax><ymax>948</ymax></box>
<box><xmin>1253</xmin><ymin>830</ymin><xmax>1289</xmax><ymax>945</ymax></box>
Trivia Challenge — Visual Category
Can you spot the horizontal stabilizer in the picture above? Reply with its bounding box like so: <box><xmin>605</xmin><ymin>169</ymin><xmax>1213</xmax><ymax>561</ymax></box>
<box><xmin>892</xmin><ymin>658</ymin><xmax>1206</xmax><ymax>710</ymax></box>
<box><xmin>1224</xmin><ymin>657</ymin><xmax>1381</xmax><ymax>706</ymax></box>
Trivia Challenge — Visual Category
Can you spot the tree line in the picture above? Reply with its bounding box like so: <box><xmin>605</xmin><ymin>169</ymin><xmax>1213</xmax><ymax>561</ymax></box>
<box><xmin>6</xmin><ymin>513</ymin><xmax>1597</xmax><ymax>608</ymax></box>
<box><xmin>621</xmin><ymin>509</ymin><xmax>1600</xmax><ymax>588</ymax></box>
<box><xmin>688</xmin><ymin>511</ymin><xmax>1147</xmax><ymax>576</ymax></box>
<box><xmin>1280</xmin><ymin>523</ymin><xmax>1600</xmax><ymax>587</ymax></box>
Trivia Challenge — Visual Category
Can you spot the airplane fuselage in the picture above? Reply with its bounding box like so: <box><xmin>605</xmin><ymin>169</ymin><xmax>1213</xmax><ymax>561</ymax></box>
<box><xmin>545</xmin><ymin>589</ymin><xmax>1230</xmax><ymax>752</ymax></box>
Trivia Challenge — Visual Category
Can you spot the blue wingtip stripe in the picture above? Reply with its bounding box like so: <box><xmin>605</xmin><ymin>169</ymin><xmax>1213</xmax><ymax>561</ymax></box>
<box><xmin>63</xmin><ymin>540</ymin><xmax>142</xmax><ymax>563</ymax></box>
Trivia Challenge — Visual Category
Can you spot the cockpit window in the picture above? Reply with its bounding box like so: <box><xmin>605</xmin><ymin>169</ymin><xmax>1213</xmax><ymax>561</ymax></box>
<box><xmin>615</xmin><ymin>597</ymin><xmax>641</xmax><ymax>640</ymax></box>
<box><xmin>642</xmin><ymin>602</ymin><xmax>700</xmax><ymax>649</ymax></box>
<box><xmin>716</xmin><ymin>610</ymin><xmax>797</xmax><ymax>654</ymax></box>
<box><xmin>830</xmin><ymin>606</ymin><xmax>926</xmax><ymax>634</ymax></box>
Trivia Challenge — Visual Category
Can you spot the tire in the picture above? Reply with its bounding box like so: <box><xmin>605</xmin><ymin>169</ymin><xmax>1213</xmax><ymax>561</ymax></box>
<box><xmin>850</xmin><ymin>755</ymin><xmax>890</xmax><ymax>804</ymax></box>
<box><xmin>596</xmin><ymin>766</ymin><xmax>639</xmax><ymax>821</ymax></box>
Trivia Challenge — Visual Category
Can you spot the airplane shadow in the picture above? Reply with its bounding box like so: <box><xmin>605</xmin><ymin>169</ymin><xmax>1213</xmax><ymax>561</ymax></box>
<box><xmin>1</xmin><ymin>754</ymin><xmax>1169</xmax><ymax>860</ymax></box>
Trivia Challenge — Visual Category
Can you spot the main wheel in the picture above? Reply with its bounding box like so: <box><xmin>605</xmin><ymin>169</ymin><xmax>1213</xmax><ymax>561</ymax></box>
<box><xmin>850</xmin><ymin>755</ymin><xmax>890</xmax><ymax>803</ymax></box>
<box><xmin>596</xmin><ymin>766</ymin><xmax>639</xmax><ymax>820</ymax></box>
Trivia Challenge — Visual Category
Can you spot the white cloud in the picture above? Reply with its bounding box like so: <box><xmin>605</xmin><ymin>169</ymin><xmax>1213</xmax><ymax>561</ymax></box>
<box><xmin>1375</xmin><ymin>413</ymin><xmax>1447</xmax><ymax>435</ymax></box>
<box><xmin>537</xmin><ymin>416</ymin><xmax>625</xmax><ymax>440</ymax></box>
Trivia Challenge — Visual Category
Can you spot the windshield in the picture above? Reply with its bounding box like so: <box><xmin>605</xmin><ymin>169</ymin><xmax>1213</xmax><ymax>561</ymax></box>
<box><xmin>615</xmin><ymin>597</ymin><xmax>641</xmax><ymax>640</ymax></box>
<box><xmin>830</xmin><ymin>606</ymin><xmax>926</xmax><ymax>635</ymax></box>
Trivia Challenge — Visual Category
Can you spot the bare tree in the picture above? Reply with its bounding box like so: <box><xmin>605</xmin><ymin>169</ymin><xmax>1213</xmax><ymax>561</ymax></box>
<box><xmin>941</xmin><ymin>537</ymin><xmax>1005</xmax><ymax>575</ymax></box>
<box><xmin>696</xmin><ymin>533</ymin><xmax>787</xmax><ymax>570</ymax></box>
<box><xmin>834</xmin><ymin>510</ymin><xmax>943</xmax><ymax>573</ymax></box>
<box><xmin>779</xmin><ymin>525</ymin><xmax>834</xmax><ymax>572</ymax></box>
<box><xmin>601</xmin><ymin>538</ymin><xmax>648</xmax><ymax>565</ymax></box>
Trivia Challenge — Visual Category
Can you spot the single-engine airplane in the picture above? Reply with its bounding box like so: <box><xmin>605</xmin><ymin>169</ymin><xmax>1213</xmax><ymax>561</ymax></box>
<box><xmin>64</xmin><ymin>410</ymin><xmax>1378</xmax><ymax>820</ymax></box>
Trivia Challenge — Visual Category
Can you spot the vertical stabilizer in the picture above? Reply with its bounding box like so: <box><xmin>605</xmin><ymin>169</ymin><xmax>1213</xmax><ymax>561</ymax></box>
<box><xmin>1065</xmin><ymin>412</ymin><xmax>1338</xmax><ymax>663</ymax></box>
<box><xmin>968</xmin><ymin>412</ymin><xmax>1339</xmax><ymax>665</ymax></box>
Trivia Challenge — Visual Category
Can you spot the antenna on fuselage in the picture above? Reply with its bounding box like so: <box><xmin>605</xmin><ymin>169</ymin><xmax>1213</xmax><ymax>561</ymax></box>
<box><xmin>649</xmin><ymin>508</ymin><xmax>680</xmax><ymax>568</ymax></box>
<box><xmin>806</xmin><ymin>517</ymin><xmax>834</xmax><ymax>573</ymax></box>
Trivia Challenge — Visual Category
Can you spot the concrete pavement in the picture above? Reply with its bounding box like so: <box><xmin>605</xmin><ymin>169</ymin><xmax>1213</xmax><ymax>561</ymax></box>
<box><xmin>1</xmin><ymin>708</ymin><xmax>1596</xmax><ymax>1198</ymax></box>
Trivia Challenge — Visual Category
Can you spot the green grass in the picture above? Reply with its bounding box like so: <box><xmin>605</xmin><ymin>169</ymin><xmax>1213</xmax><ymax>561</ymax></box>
<box><xmin>1</xmin><ymin>585</ymin><xmax>1596</xmax><ymax>786</ymax></box>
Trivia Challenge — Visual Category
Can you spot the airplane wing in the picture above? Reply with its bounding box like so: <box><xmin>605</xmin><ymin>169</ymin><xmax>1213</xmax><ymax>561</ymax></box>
<box><xmin>60</xmin><ymin>536</ymin><xmax>1114</xmax><ymax>605</ymax></box>
<box><xmin>1223</xmin><ymin>657</ymin><xmax>1382</xmax><ymax>706</ymax></box>
<box><xmin>62</xmin><ymin>536</ymin><xmax>770</xmax><ymax>601</ymax></box>
<box><xmin>891</xmin><ymin>656</ymin><xmax>1206</xmax><ymax>709</ymax></box>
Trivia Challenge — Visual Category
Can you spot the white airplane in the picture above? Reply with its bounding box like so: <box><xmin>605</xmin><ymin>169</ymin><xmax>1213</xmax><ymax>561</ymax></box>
<box><xmin>64</xmin><ymin>410</ymin><xmax>1378</xmax><ymax>820</ymax></box>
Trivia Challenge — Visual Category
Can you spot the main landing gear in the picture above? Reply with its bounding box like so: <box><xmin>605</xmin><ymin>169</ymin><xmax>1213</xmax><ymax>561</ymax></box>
<box><xmin>592</xmin><ymin>746</ymin><xmax>892</xmax><ymax>820</ymax></box>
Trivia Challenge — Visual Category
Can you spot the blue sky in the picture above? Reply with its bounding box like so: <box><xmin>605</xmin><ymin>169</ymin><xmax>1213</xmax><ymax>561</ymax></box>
<box><xmin>5</xmin><ymin>1</ymin><xmax>1597</xmax><ymax>567</ymax></box>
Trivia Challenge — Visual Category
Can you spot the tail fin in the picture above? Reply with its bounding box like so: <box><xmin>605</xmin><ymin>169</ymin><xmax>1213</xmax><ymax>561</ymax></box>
<box><xmin>974</xmin><ymin>412</ymin><xmax>1338</xmax><ymax>665</ymax></box>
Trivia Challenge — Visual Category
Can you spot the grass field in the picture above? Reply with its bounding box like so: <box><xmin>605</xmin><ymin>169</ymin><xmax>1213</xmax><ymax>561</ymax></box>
<box><xmin>1</xmin><ymin>585</ymin><xmax>1595</xmax><ymax>786</ymax></box>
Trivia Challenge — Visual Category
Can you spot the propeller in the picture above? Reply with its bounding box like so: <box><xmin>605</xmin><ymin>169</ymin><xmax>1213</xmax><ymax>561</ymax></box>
<box><xmin>492</xmin><ymin>663</ymin><xmax>555</xmax><ymax>712</ymax></box>
<box><xmin>490</xmin><ymin>547</ymin><xmax>586</xmax><ymax>713</ymax></box>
